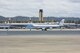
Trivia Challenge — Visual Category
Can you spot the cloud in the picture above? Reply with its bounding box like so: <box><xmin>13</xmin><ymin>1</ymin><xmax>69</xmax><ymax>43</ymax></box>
<box><xmin>0</xmin><ymin>0</ymin><xmax>42</xmax><ymax>17</ymax></box>
<box><xmin>0</xmin><ymin>0</ymin><xmax>80</xmax><ymax>17</ymax></box>
<box><xmin>69</xmin><ymin>0</ymin><xmax>80</xmax><ymax>3</ymax></box>
<box><xmin>42</xmin><ymin>0</ymin><xmax>80</xmax><ymax>17</ymax></box>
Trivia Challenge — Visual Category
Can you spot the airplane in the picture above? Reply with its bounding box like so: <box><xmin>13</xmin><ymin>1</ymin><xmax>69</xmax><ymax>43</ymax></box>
<box><xmin>26</xmin><ymin>19</ymin><xmax>65</xmax><ymax>31</ymax></box>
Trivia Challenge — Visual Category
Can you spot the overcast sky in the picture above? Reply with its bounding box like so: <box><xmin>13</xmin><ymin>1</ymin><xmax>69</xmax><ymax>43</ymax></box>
<box><xmin>0</xmin><ymin>0</ymin><xmax>80</xmax><ymax>17</ymax></box>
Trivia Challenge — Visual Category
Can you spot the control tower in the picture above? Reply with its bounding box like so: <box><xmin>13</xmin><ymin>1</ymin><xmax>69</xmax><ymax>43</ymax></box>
<box><xmin>39</xmin><ymin>9</ymin><xmax>43</xmax><ymax>22</ymax></box>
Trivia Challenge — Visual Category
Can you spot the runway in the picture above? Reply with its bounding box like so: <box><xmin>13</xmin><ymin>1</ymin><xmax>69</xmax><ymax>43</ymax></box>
<box><xmin>0</xmin><ymin>30</ymin><xmax>80</xmax><ymax>36</ymax></box>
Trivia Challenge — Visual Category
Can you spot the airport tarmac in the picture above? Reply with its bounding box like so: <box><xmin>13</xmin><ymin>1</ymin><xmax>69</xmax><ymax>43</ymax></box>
<box><xmin>0</xmin><ymin>29</ymin><xmax>80</xmax><ymax>53</ymax></box>
<box><xmin>0</xmin><ymin>36</ymin><xmax>80</xmax><ymax>53</ymax></box>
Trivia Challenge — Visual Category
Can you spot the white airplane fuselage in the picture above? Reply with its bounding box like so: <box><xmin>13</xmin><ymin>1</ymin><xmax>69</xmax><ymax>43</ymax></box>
<box><xmin>31</xmin><ymin>23</ymin><xmax>60</xmax><ymax>27</ymax></box>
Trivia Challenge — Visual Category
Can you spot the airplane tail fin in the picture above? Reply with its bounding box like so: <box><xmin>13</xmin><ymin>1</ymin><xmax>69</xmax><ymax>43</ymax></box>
<box><xmin>59</xmin><ymin>19</ymin><xmax>65</xmax><ymax>26</ymax></box>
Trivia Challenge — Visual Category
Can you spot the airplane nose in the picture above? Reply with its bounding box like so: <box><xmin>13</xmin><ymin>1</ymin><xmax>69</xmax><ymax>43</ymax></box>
<box><xmin>26</xmin><ymin>24</ymin><xmax>34</xmax><ymax>29</ymax></box>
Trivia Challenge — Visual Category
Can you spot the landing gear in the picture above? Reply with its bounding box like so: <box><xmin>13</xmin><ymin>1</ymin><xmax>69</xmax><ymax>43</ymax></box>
<box><xmin>42</xmin><ymin>28</ymin><xmax>47</xmax><ymax>31</ymax></box>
